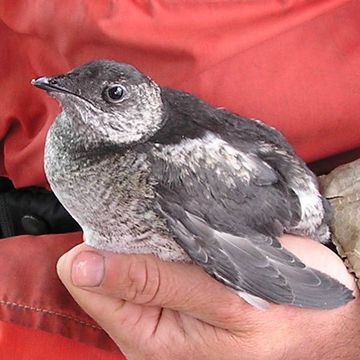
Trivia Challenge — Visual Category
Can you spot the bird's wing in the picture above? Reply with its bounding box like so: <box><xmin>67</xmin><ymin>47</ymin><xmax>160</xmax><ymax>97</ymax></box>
<box><xmin>151</xmin><ymin>133</ymin><xmax>353</xmax><ymax>309</ymax></box>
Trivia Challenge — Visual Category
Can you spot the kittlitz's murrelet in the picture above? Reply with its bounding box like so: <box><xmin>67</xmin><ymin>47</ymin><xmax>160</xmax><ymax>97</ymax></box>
<box><xmin>32</xmin><ymin>60</ymin><xmax>353</xmax><ymax>309</ymax></box>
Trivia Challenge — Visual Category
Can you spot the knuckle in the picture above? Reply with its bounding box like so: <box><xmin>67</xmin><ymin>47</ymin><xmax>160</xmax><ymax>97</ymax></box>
<box><xmin>216</xmin><ymin>296</ymin><xmax>251</xmax><ymax>329</ymax></box>
<box><xmin>126</xmin><ymin>255</ymin><xmax>161</xmax><ymax>305</ymax></box>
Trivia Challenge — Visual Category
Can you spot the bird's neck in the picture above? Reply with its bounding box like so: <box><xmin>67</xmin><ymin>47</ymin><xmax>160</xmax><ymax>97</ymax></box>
<box><xmin>47</xmin><ymin>111</ymin><xmax>126</xmax><ymax>163</ymax></box>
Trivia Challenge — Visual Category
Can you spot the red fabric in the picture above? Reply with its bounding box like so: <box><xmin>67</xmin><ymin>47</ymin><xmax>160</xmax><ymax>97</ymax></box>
<box><xmin>0</xmin><ymin>321</ymin><xmax>122</xmax><ymax>360</ymax></box>
<box><xmin>1</xmin><ymin>0</ymin><xmax>359</xmax><ymax>188</ymax></box>
<box><xmin>0</xmin><ymin>0</ymin><xmax>359</xmax><ymax>359</ymax></box>
<box><xmin>0</xmin><ymin>233</ymin><xmax>120</xmax><ymax>354</ymax></box>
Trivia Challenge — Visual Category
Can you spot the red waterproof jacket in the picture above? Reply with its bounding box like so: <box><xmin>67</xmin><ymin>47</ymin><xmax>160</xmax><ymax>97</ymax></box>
<box><xmin>0</xmin><ymin>1</ymin><xmax>359</xmax><ymax>359</ymax></box>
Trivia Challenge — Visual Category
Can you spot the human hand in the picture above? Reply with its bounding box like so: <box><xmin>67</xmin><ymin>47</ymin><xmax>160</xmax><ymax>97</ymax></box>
<box><xmin>57</xmin><ymin>235</ymin><xmax>359</xmax><ymax>360</ymax></box>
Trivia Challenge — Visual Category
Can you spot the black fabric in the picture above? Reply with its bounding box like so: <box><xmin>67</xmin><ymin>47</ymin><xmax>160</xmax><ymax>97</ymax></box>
<box><xmin>0</xmin><ymin>194</ymin><xmax>15</xmax><ymax>237</ymax></box>
<box><xmin>0</xmin><ymin>177</ymin><xmax>81</xmax><ymax>238</ymax></box>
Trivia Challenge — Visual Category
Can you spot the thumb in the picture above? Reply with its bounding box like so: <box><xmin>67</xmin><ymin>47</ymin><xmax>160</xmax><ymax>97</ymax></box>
<box><xmin>56</xmin><ymin>244</ymin><xmax>249</xmax><ymax>332</ymax></box>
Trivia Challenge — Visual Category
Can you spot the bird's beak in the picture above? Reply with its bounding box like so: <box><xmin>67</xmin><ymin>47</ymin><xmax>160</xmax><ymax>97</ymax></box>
<box><xmin>31</xmin><ymin>74</ymin><xmax>95</xmax><ymax>107</ymax></box>
<box><xmin>31</xmin><ymin>76</ymin><xmax>71</xmax><ymax>95</ymax></box>
<box><xmin>31</xmin><ymin>76</ymin><xmax>55</xmax><ymax>91</ymax></box>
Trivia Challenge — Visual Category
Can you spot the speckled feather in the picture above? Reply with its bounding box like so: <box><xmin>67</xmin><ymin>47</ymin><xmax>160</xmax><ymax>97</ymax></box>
<box><xmin>35</xmin><ymin>60</ymin><xmax>353</xmax><ymax>309</ymax></box>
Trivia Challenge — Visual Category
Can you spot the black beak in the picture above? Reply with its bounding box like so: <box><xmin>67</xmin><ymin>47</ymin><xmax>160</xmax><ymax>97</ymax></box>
<box><xmin>31</xmin><ymin>77</ymin><xmax>56</xmax><ymax>91</ymax></box>
<box><xmin>31</xmin><ymin>75</ymin><xmax>96</xmax><ymax>107</ymax></box>
<box><xmin>31</xmin><ymin>76</ymin><xmax>72</xmax><ymax>95</ymax></box>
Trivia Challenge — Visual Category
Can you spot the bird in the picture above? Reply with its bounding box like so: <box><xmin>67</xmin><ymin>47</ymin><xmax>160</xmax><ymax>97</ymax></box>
<box><xmin>31</xmin><ymin>59</ymin><xmax>354</xmax><ymax>309</ymax></box>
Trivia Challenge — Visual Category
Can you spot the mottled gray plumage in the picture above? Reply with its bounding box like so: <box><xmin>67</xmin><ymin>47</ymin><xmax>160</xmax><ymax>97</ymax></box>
<box><xmin>32</xmin><ymin>60</ymin><xmax>353</xmax><ymax>309</ymax></box>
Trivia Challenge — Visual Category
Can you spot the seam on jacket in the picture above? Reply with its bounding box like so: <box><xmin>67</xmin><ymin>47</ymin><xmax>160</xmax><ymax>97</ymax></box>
<box><xmin>0</xmin><ymin>299</ymin><xmax>102</xmax><ymax>330</ymax></box>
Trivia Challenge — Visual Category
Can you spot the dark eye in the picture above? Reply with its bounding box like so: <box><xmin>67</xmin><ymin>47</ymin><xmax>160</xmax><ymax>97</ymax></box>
<box><xmin>103</xmin><ymin>85</ymin><xmax>125</xmax><ymax>103</ymax></box>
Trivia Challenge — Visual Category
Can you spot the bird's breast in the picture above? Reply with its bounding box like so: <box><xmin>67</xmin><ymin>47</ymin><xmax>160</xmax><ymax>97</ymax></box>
<box><xmin>43</xmin><ymin>116</ymin><xmax>182</xmax><ymax>257</ymax></box>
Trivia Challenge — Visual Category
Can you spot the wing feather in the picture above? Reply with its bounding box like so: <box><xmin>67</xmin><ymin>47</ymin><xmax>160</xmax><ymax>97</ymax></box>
<box><xmin>159</xmin><ymin>203</ymin><xmax>353</xmax><ymax>308</ymax></box>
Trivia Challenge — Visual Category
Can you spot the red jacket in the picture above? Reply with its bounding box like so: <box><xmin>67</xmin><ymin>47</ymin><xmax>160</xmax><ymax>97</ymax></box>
<box><xmin>0</xmin><ymin>1</ymin><xmax>359</xmax><ymax>359</ymax></box>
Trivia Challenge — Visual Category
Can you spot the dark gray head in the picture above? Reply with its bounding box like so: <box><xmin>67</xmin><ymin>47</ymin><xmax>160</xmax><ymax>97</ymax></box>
<box><xmin>32</xmin><ymin>60</ymin><xmax>164</xmax><ymax>145</ymax></box>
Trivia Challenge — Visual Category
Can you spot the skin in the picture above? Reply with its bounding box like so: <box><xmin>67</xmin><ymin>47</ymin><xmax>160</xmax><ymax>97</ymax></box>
<box><xmin>57</xmin><ymin>235</ymin><xmax>360</xmax><ymax>360</ymax></box>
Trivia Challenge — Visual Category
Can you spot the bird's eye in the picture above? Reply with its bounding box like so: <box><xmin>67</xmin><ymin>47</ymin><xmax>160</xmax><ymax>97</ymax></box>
<box><xmin>103</xmin><ymin>85</ymin><xmax>125</xmax><ymax>103</ymax></box>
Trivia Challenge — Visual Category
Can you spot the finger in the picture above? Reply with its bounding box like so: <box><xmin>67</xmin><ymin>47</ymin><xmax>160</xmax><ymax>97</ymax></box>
<box><xmin>56</xmin><ymin>244</ymin><xmax>172</xmax><ymax>354</ymax></box>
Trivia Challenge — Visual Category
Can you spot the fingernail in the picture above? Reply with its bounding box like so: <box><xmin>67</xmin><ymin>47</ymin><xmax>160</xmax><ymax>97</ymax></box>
<box><xmin>71</xmin><ymin>251</ymin><xmax>105</xmax><ymax>287</ymax></box>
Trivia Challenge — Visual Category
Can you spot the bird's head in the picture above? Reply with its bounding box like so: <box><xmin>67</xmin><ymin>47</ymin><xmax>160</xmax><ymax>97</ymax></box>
<box><xmin>32</xmin><ymin>60</ymin><xmax>164</xmax><ymax>146</ymax></box>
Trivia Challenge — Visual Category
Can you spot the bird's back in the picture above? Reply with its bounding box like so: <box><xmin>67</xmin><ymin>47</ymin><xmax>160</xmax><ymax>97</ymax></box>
<box><xmin>153</xmin><ymin>88</ymin><xmax>330</xmax><ymax>243</ymax></box>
